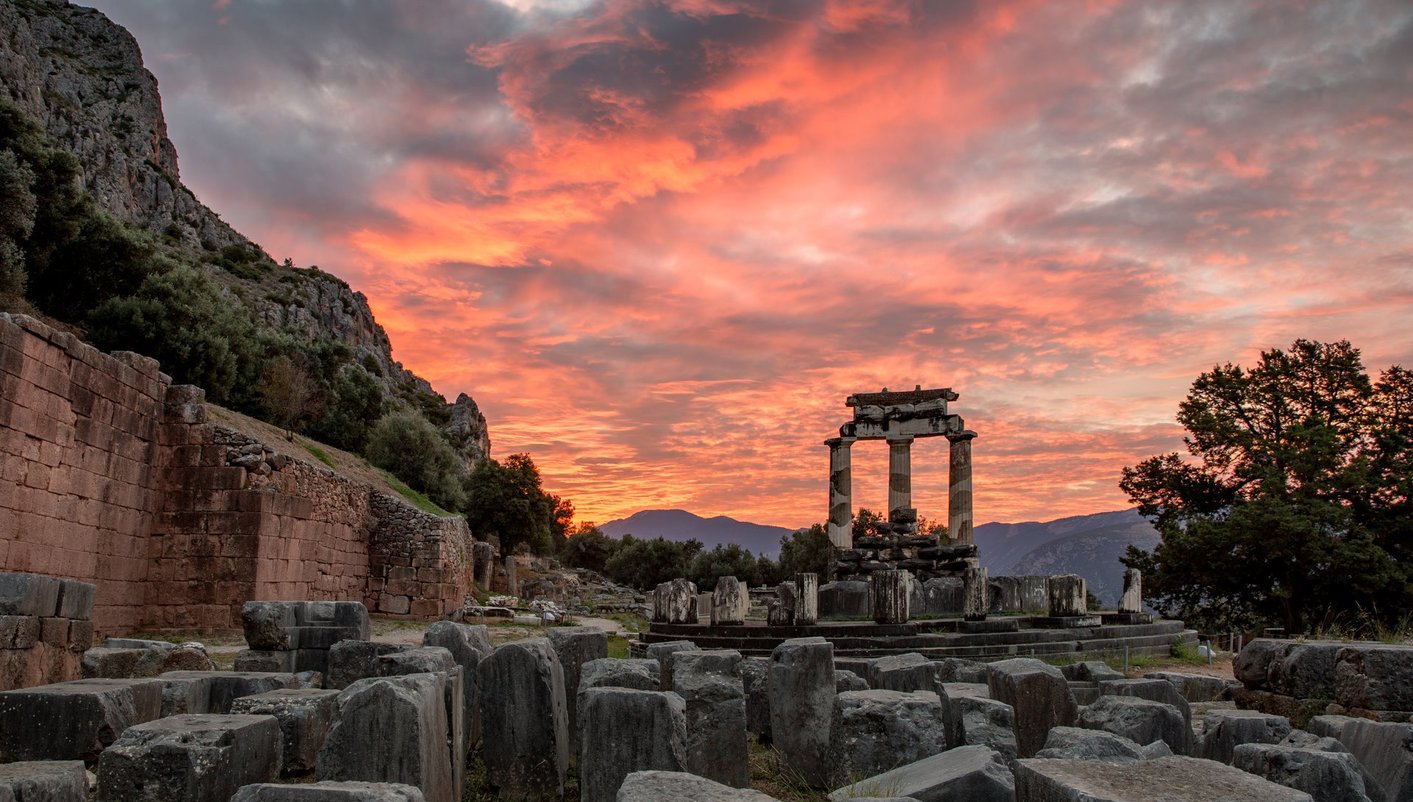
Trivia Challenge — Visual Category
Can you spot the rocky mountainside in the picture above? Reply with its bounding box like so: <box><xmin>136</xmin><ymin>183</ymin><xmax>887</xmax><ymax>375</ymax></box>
<box><xmin>975</xmin><ymin>510</ymin><xmax>1161</xmax><ymax>606</ymax></box>
<box><xmin>0</xmin><ymin>0</ymin><xmax>489</xmax><ymax>465</ymax></box>
<box><xmin>599</xmin><ymin>509</ymin><xmax>795</xmax><ymax>557</ymax></box>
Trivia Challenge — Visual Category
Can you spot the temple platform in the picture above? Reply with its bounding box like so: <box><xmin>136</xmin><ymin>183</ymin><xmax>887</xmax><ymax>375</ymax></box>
<box><xmin>634</xmin><ymin>615</ymin><xmax>1195</xmax><ymax>660</ymax></box>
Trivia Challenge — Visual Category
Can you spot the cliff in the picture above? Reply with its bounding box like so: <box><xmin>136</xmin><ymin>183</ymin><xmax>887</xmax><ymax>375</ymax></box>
<box><xmin>0</xmin><ymin>0</ymin><xmax>489</xmax><ymax>465</ymax></box>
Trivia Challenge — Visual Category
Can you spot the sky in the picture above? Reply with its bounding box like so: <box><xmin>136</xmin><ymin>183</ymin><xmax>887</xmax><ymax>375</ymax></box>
<box><xmin>86</xmin><ymin>0</ymin><xmax>1413</xmax><ymax>529</ymax></box>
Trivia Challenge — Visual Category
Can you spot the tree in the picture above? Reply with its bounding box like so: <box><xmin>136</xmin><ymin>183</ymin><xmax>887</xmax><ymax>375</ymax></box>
<box><xmin>258</xmin><ymin>355</ymin><xmax>319</xmax><ymax>440</ymax></box>
<box><xmin>462</xmin><ymin>453</ymin><xmax>556</xmax><ymax>555</ymax></box>
<box><xmin>308</xmin><ymin>364</ymin><xmax>385</xmax><ymax>452</ymax></box>
<box><xmin>1121</xmin><ymin>339</ymin><xmax>1413</xmax><ymax>633</ymax></box>
<box><xmin>365</xmin><ymin>411</ymin><xmax>466</xmax><ymax>512</ymax></box>
<box><xmin>688</xmin><ymin>543</ymin><xmax>763</xmax><ymax>590</ymax></box>
<box><xmin>603</xmin><ymin>535</ymin><xmax>703</xmax><ymax>590</ymax></box>
<box><xmin>852</xmin><ymin>508</ymin><xmax>887</xmax><ymax>540</ymax></box>
<box><xmin>778</xmin><ymin>523</ymin><xmax>832</xmax><ymax>578</ymax></box>
<box><xmin>560</xmin><ymin>523</ymin><xmax>620</xmax><ymax>574</ymax></box>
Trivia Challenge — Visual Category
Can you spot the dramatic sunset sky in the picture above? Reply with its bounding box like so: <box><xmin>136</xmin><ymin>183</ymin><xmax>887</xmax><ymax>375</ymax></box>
<box><xmin>88</xmin><ymin>0</ymin><xmax>1413</xmax><ymax>529</ymax></box>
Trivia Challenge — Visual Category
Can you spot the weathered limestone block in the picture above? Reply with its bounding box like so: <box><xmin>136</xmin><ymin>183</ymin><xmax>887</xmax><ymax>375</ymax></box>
<box><xmin>472</xmin><ymin>541</ymin><xmax>495</xmax><ymax>589</ymax></box>
<box><xmin>769</xmin><ymin>582</ymin><xmax>798</xmax><ymax>626</ymax></box>
<box><xmin>159</xmin><ymin>670</ymin><xmax>303</xmax><ymax>714</ymax></box>
<box><xmin>0</xmin><ymin>760</ymin><xmax>87</xmax><ymax>802</ymax></box>
<box><xmin>1201</xmin><ymin>709</ymin><xmax>1293</xmax><ymax>765</ymax></box>
<box><xmin>867</xmin><ymin>653</ymin><xmax>938</xmax><ymax>693</ymax></box>
<box><xmin>1048</xmin><ymin>574</ymin><xmax>1087</xmax><ymax>617</ymax></box>
<box><xmin>1269</xmin><ymin>642</ymin><xmax>1343</xmax><ymax>699</ymax></box>
<box><xmin>373</xmin><ymin>651</ymin><xmax>464</xmax><ymax>797</ymax></box>
<box><xmin>837</xmin><ymin>671</ymin><xmax>869</xmax><ymax>692</ymax></box>
<box><xmin>242</xmin><ymin>602</ymin><xmax>299</xmax><ymax>651</ymax></box>
<box><xmin>673</xmin><ymin>651</ymin><xmax>748</xmax><ymax>787</ymax></box>
<box><xmin>938</xmin><ymin>657</ymin><xmax>990</xmax><ymax>684</ymax></box>
<box><xmin>1061</xmin><ymin>661</ymin><xmax>1125</xmax><ymax>683</ymax></box>
<box><xmin>0</xmin><ymin>573</ymin><xmax>61</xmax><ymax>617</ymax></box>
<box><xmin>741</xmin><ymin>657</ymin><xmax>772</xmax><ymax>742</ymax></box>
<box><xmin>1143</xmin><ymin>671</ymin><xmax>1240</xmax><ymax>703</ymax></box>
<box><xmin>645</xmin><ymin>640</ymin><xmax>698</xmax><ymax>691</ymax></box>
<box><xmin>653</xmin><ymin>579</ymin><xmax>697</xmax><ymax>624</ymax></box>
<box><xmin>231</xmin><ymin>688</ymin><xmax>340</xmax><ymax>777</ymax></box>
<box><xmin>827</xmin><ymin>690</ymin><xmax>948</xmax><ymax>784</ymax></box>
<box><xmin>578</xmin><ymin>658</ymin><xmax>661</xmax><ymax>696</ymax></box>
<box><xmin>819</xmin><ymin>581</ymin><xmax>870</xmax><ymax>619</ymax></box>
<box><xmin>1234</xmin><ymin>639</ymin><xmax>1293</xmax><ymax>688</ymax></box>
<box><xmin>420</xmin><ymin>620</ymin><xmax>491</xmax><ymax>747</ymax></box>
<box><xmin>1334</xmin><ymin>644</ymin><xmax>1413</xmax><ymax>712</ymax></box>
<box><xmin>990</xmin><ymin>576</ymin><xmax>1022</xmax><ymax>613</ymax></box>
<box><xmin>1035</xmin><ymin>726</ymin><xmax>1148</xmax><ymax>762</ymax></box>
<box><xmin>795</xmin><ymin>573</ymin><xmax>819</xmax><ymax>625</ymax></box>
<box><xmin>232</xmin><ymin>782</ymin><xmax>427</xmax><ymax>802</ymax></box>
<box><xmin>769</xmin><ymin>637</ymin><xmax>836</xmax><ymax>788</ymax></box>
<box><xmin>1077</xmin><ymin>696</ymin><xmax>1190</xmax><ymax>756</ymax></box>
<box><xmin>1098</xmin><ymin>678</ymin><xmax>1192</xmax><ymax>731</ymax></box>
<box><xmin>0</xmin><ymin>678</ymin><xmax>162</xmax><ymax>762</ymax></box>
<box><xmin>1013</xmin><ymin>755</ymin><xmax>1314</xmax><ymax>802</ymax></box>
<box><xmin>477</xmin><ymin>638</ymin><xmax>569</xmax><ymax>799</ymax></box>
<box><xmin>963</xmin><ymin>566</ymin><xmax>988</xmax><ymax>621</ymax></box>
<box><xmin>987</xmin><ymin>658</ymin><xmax>1078</xmax><ymax>758</ymax></box>
<box><xmin>1336</xmin><ymin>720</ymin><xmax>1413</xmax><ymax>802</ymax></box>
<box><xmin>870</xmin><ymin>570</ymin><xmax>910</xmax><ymax>625</ymax></box>
<box><xmin>578</xmin><ymin>688</ymin><xmax>688</xmax><ymax>802</ymax></box>
<box><xmin>547</xmin><ymin>624</ymin><xmax>608</xmax><ymax>764</ymax></box>
<box><xmin>327</xmin><ymin>642</ymin><xmax>412</xmax><ymax>690</ymax></box>
<box><xmin>825</xmin><ymin>745</ymin><xmax>1015</xmax><ymax>802</ymax></box>
<box><xmin>922</xmin><ymin>576</ymin><xmax>963</xmax><ymax>616</ymax></box>
<box><xmin>1118</xmin><ymin>569</ymin><xmax>1143</xmax><ymax>614</ymax></box>
<box><xmin>317</xmin><ymin>674</ymin><xmax>454</xmax><ymax>802</ymax></box>
<box><xmin>939</xmin><ymin>683</ymin><xmax>1018</xmax><ymax>760</ymax></box>
<box><xmin>617</xmin><ymin>771</ymin><xmax>777</xmax><ymax>801</ymax></box>
<box><xmin>711</xmin><ymin>577</ymin><xmax>749</xmax><ymax>626</ymax></box>
<box><xmin>80</xmin><ymin>647</ymin><xmax>167</xmax><ymax>679</ymax></box>
<box><xmin>237</xmin><ymin>650</ymin><xmax>297</xmax><ymax>673</ymax></box>
<box><xmin>97</xmin><ymin>714</ymin><xmax>282</xmax><ymax>802</ymax></box>
<box><xmin>1232</xmin><ymin>742</ymin><xmax>1376</xmax><ymax>802</ymax></box>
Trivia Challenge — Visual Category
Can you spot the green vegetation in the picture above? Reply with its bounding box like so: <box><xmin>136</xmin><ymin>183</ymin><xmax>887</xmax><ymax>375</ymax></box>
<box><xmin>1122</xmin><ymin>338</ymin><xmax>1413</xmax><ymax>636</ymax></box>
<box><xmin>379</xmin><ymin>470</ymin><xmax>453</xmax><ymax>517</ymax></box>
<box><xmin>304</xmin><ymin>443</ymin><xmax>335</xmax><ymax>468</ymax></box>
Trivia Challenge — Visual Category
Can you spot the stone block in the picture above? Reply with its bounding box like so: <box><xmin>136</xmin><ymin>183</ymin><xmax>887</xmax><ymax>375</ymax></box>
<box><xmin>97</xmin><ymin>714</ymin><xmax>282</xmax><ymax>802</ymax></box>
<box><xmin>1035</xmin><ymin>726</ymin><xmax>1147</xmax><ymax>762</ymax></box>
<box><xmin>242</xmin><ymin>601</ymin><xmax>299</xmax><ymax>650</ymax></box>
<box><xmin>317</xmin><ymin>674</ymin><xmax>454</xmax><ymax>802</ymax></box>
<box><xmin>1013</xmin><ymin>755</ymin><xmax>1314</xmax><ymax>801</ymax></box>
<box><xmin>1077</xmin><ymin>696</ymin><xmax>1190</xmax><ymax>756</ymax></box>
<box><xmin>826</xmin><ymin>745</ymin><xmax>1015</xmax><ymax>802</ymax></box>
<box><xmin>231</xmin><ymin>782</ymin><xmax>427</xmax><ymax>801</ymax></box>
<box><xmin>0</xmin><ymin>573</ymin><xmax>61</xmax><ymax>617</ymax></box>
<box><xmin>673</xmin><ymin>650</ymin><xmax>748</xmax><ymax>787</ymax></box>
<box><xmin>870</xmin><ymin>570</ymin><xmax>910</xmax><ymax>624</ymax></box>
<box><xmin>291</xmin><ymin>627</ymin><xmax>366</xmax><ymax>651</ymax></box>
<box><xmin>939</xmin><ymin>684</ymin><xmax>1017</xmax><ymax>760</ymax></box>
<box><xmin>578</xmin><ymin>657</ymin><xmax>661</xmax><ymax>696</ymax></box>
<box><xmin>795</xmin><ymin>573</ymin><xmax>820</xmax><ymax>625</ymax></box>
<box><xmin>236</xmin><ymin>650</ymin><xmax>297</xmax><ymax>673</ymax></box>
<box><xmin>1061</xmin><ymin>661</ymin><xmax>1124</xmax><ymax>683</ymax></box>
<box><xmin>422</xmin><ymin>621</ymin><xmax>490</xmax><ymax>749</ymax></box>
<box><xmin>819</xmin><ymin>581</ymin><xmax>870</xmax><ymax>619</ymax></box>
<box><xmin>1337</xmin><ymin>720</ymin><xmax>1413</xmax><ymax>802</ymax></box>
<box><xmin>0</xmin><ymin>760</ymin><xmax>87</xmax><ymax>802</ymax></box>
<box><xmin>373</xmin><ymin>649</ymin><xmax>464</xmax><ymax>795</ymax></box>
<box><xmin>1143</xmin><ymin>671</ymin><xmax>1240</xmax><ymax>703</ymax></box>
<box><xmin>547</xmin><ymin>625</ymin><xmax>607</xmax><ymax>764</ymax></box>
<box><xmin>646</xmin><ymin>640</ymin><xmax>698</xmax><ymax>691</ymax></box>
<box><xmin>231</xmin><ymin>688</ymin><xmax>341</xmax><ymax>776</ymax></box>
<box><xmin>741</xmin><ymin>657</ymin><xmax>771</xmax><ymax>741</ymax></box>
<box><xmin>921</xmin><ymin>576</ymin><xmax>963</xmax><ymax>616</ymax></box>
<box><xmin>617</xmin><ymin>771</ymin><xmax>777</xmax><ymax>801</ymax></box>
<box><xmin>653</xmin><ymin>579</ymin><xmax>697</xmax><ymax>624</ymax></box>
<box><xmin>1269</xmin><ymin>642</ymin><xmax>1343</xmax><ymax>699</ymax></box>
<box><xmin>1232</xmin><ymin>742</ymin><xmax>1376</xmax><ymax>802</ymax></box>
<box><xmin>1201</xmin><ymin>709</ymin><xmax>1293</xmax><ymax>765</ymax></box>
<box><xmin>0</xmin><ymin>615</ymin><xmax>40</xmax><ymax>649</ymax></box>
<box><xmin>1335</xmin><ymin>644</ymin><xmax>1413</xmax><ymax>712</ymax></box>
<box><xmin>828</xmin><ymin>690</ymin><xmax>948</xmax><ymax>785</ymax></box>
<box><xmin>477</xmin><ymin>638</ymin><xmax>568</xmax><ymax>799</ymax></box>
<box><xmin>327</xmin><ymin>641</ymin><xmax>412</xmax><ymax>690</ymax></box>
<box><xmin>963</xmin><ymin>566</ymin><xmax>989</xmax><ymax>621</ymax></box>
<box><xmin>1098</xmin><ymin>678</ymin><xmax>1192</xmax><ymax>729</ymax></box>
<box><xmin>80</xmin><ymin>646</ymin><xmax>167</xmax><ymax>679</ymax></box>
<box><xmin>868</xmin><ymin>653</ymin><xmax>938</xmax><ymax>693</ymax></box>
<box><xmin>987</xmin><ymin>658</ymin><xmax>1078</xmax><ymax>758</ymax></box>
<box><xmin>769</xmin><ymin>636</ymin><xmax>836</xmax><ymax>787</ymax></box>
<box><xmin>937</xmin><ymin>657</ymin><xmax>990</xmax><ymax>684</ymax></box>
<box><xmin>578</xmin><ymin>688</ymin><xmax>687</xmax><ymax>802</ymax></box>
<box><xmin>160</xmin><ymin>670</ymin><xmax>303</xmax><ymax>714</ymax></box>
<box><xmin>837</xmin><ymin>670</ymin><xmax>869</xmax><ymax>692</ymax></box>
<box><xmin>55</xmin><ymin>581</ymin><xmax>95</xmax><ymax>621</ymax></box>
<box><xmin>1048</xmin><ymin>574</ymin><xmax>1087</xmax><ymax>617</ymax></box>
<box><xmin>0</xmin><ymin>678</ymin><xmax>163</xmax><ymax>762</ymax></box>
<box><xmin>710</xmin><ymin>577</ymin><xmax>749</xmax><ymax>626</ymax></box>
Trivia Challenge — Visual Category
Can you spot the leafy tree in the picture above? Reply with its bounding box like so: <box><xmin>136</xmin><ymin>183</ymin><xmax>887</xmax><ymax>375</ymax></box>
<box><xmin>560</xmin><ymin>523</ymin><xmax>620</xmax><ymax>574</ymax></box>
<box><xmin>603</xmin><ymin>535</ymin><xmax>703</xmax><ymax>590</ymax></box>
<box><xmin>1122</xmin><ymin>339</ymin><xmax>1413</xmax><ymax>633</ymax></box>
<box><xmin>0</xmin><ymin>148</ymin><xmax>35</xmax><ymax>305</ymax></box>
<box><xmin>258</xmin><ymin>355</ymin><xmax>319</xmax><ymax>440</ymax></box>
<box><xmin>463</xmin><ymin>453</ymin><xmax>556</xmax><ymax>555</ymax></box>
<box><xmin>366</xmin><ymin>411</ymin><xmax>467</xmax><ymax>512</ymax></box>
<box><xmin>778</xmin><ymin>523</ymin><xmax>832</xmax><ymax>578</ymax></box>
<box><xmin>688</xmin><ymin>543</ymin><xmax>764</xmax><ymax>591</ymax></box>
<box><xmin>308</xmin><ymin>364</ymin><xmax>384</xmax><ymax>452</ymax></box>
<box><xmin>852</xmin><ymin>508</ymin><xmax>887</xmax><ymax>540</ymax></box>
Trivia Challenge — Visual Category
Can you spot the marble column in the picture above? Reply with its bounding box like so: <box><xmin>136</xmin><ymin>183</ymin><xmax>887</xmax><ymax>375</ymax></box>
<box><xmin>826</xmin><ymin>436</ymin><xmax>855</xmax><ymax>549</ymax></box>
<box><xmin>947</xmin><ymin>431</ymin><xmax>977</xmax><ymax>544</ymax></box>
<box><xmin>887</xmin><ymin>434</ymin><xmax>914</xmax><ymax>518</ymax></box>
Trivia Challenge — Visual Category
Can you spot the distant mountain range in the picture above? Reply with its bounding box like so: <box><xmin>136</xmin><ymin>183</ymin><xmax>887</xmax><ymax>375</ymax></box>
<box><xmin>598</xmin><ymin>507</ymin><xmax>1161</xmax><ymax>605</ymax></box>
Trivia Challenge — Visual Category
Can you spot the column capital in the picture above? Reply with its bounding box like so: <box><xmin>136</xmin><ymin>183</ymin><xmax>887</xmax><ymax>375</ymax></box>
<box><xmin>885</xmin><ymin>433</ymin><xmax>915</xmax><ymax>445</ymax></box>
<box><xmin>824</xmin><ymin>436</ymin><xmax>857</xmax><ymax>448</ymax></box>
<box><xmin>946</xmin><ymin>429</ymin><xmax>978</xmax><ymax>443</ymax></box>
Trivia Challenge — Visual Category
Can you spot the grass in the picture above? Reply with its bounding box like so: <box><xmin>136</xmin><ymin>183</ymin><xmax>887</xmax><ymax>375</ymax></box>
<box><xmin>748</xmin><ymin>738</ymin><xmax>829</xmax><ymax>802</ymax></box>
<box><xmin>304</xmin><ymin>442</ymin><xmax>335</xmax><ymax>468</ymax></box>
<box><xmin>378</xmin><ymin>470</ymin><xmax>454</xmax><ymax>516</ymax></box>
<box><xmin>607</xmin><ymin>635</ymin><xmax>630</xmax><ymax>659</ymax></box>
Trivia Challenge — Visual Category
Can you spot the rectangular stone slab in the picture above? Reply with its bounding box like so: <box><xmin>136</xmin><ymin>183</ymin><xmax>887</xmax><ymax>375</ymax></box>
<box><xmin>159</xmin><ymin>670</ymin><xmax>302</xmax><ymax>714</ymax></box>
<box><xmin>231</xmin><ymin>782</ymin><xmax>428</xmax><ymax>801</ymax></box>
<box><xmin>1013</xmin><ymin>756</ymin><xmax>1314</xmax><ymax>801</ymax></box>
<box><xmin>0</xmin><ymin>573</ymin><xmax>61</xmax><ymax>617</ymax></box>
<box><xmin>0</xmin><ymin>760</ymin><xmax>88</xmax><ymax>802</ymax></box>
<box><xmin>97</xmin><ymin>714</ymin><xmax>283</xmax><ymax>802</ymax></box>
<box><xmin>0</xmin><ymin>678</ymin><xmax>163</xmax><ymax>762</ymax></box>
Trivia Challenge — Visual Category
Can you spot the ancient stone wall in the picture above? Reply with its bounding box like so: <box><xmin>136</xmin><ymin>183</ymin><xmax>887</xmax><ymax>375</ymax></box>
<box><xmin>0</xmin><ymin>313</ymin><xmax>474</xmax><ymax>635</ymax></box>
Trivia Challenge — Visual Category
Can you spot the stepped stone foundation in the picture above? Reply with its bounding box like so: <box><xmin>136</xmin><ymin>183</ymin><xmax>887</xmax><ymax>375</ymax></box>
<box><xmin>0</xmin><ymin>314</ymin><xmax>478</xmax><ymax>635</ymax></box>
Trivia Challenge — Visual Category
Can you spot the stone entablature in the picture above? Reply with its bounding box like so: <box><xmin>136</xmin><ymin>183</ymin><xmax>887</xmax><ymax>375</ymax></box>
<box><xmin>0</xmin><ymin>313</ymin><xmax>476</xmax><ymax>635</ymax></box>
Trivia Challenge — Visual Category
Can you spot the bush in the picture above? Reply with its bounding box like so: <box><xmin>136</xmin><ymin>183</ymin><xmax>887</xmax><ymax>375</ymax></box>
<box><xmin>365</xmin><ymin>412</ymin><xmax>466</xmax><ymax>512</ymax></box>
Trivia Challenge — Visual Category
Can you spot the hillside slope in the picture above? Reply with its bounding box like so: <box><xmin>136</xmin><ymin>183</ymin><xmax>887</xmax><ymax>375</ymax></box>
<box><xmin>599</xmin><ymin>509</ymin><xmax>794</xmax><ymax>557</ymax></box>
